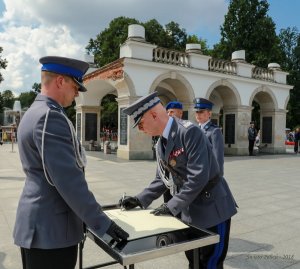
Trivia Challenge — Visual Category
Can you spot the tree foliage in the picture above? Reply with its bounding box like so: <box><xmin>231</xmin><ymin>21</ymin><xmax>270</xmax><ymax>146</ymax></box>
<box><xmin>100</xmin><ymin>94</ymin><xmax>118</xmax><ymax>130</ymax></box>
<box><xmin>1</xmin><ymin>90</ymin><xmax>15</xmax><ymax>109</ymax></box>
<box><xmin>0</xmin><ymin>47</ymin><xmax>8</xmax><ymax>84</ymax></box>
<box><xmin>279</xmin><ymin>27</ymin><xmax>300</xmax><ymax>128</ymax></box>
<box><xmin>212</xmin><ymin>0</ymin><xmax>283</xmax><ymax>67</ymax></box>
<box><xmin>18</xmin><ymin>91</ymin><xmax>37</xmax><ymax>109</ymax></box>
<box><xmin>86</xmin><ymin>16</ymin><xmax>207</xmax><ymax>67</ymax></box>
<box><xmin>86</xmin><ymin>17</ymin><xmax>139</xmax><ymax>67</ymax></box>
<box><xmin>17</xmin><ymin>82</ymin><xmax>41</xmax><ymax>109</ymax></box>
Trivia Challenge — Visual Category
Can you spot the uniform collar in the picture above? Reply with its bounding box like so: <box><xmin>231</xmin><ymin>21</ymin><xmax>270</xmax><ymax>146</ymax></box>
<box><xmin>200</xmin><ymin>119</ymin><xmax>211</xmax><ymax>129</ymax></box>
<box><xmin>162</xmin><ymin>117</ymin><xmax>173</xmax><ymax>139</ymax></box>
<box><xmin>36</xmin><ymin>94</ymin><xmax>64</xmax><ymax>111</ymax></box>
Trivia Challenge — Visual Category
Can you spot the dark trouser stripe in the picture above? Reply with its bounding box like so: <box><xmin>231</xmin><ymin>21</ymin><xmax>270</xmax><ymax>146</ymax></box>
<box><xmin>207</xmin><ymin>221</ymin><xmax>226</xmax><ymax>269</ymax></box>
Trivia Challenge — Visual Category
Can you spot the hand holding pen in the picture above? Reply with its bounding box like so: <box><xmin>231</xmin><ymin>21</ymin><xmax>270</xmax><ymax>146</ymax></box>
<box><xmin>119</xmin><ymin>194</ymin><xmax>142</xmax><ymax>210</ymax></box>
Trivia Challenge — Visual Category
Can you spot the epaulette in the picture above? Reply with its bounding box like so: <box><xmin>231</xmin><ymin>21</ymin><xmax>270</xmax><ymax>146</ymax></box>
<box><xmin>179</xmin><ymin>119</ymin><xmax>194</xmax><ymax>129</ymax></box>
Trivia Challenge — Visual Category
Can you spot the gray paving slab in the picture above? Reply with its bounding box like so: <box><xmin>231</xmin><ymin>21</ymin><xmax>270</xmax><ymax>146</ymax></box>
<box><xmin>0</xmin><ymin>142</ymin><xmax>299</xmax><ymax>269</ymax></box>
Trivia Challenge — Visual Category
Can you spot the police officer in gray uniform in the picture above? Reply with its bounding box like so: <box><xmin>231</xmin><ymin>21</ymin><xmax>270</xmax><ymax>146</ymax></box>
<box><xmin>120</xmin><ymin>92</ymin><xmax>237</xmax><ymax>269</ymax></box>
<box><xmin>194</xmin><ymin>98</ymin><xmax>224</xmax><ymax>176</ymax></box>
<box><xmin>14</xmin><ymin>56</ymin><xmax>128</xmax><ymax>269</ymax></box>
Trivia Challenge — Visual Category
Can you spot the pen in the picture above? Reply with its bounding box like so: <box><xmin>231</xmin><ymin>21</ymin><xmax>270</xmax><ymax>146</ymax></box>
<box><xmin>121</xmin><ymin>192</ymin><xmax>126</xmax><ymax>210</ymax></box>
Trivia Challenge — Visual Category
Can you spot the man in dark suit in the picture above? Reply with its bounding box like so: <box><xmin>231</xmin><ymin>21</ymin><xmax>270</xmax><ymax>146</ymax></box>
<box><xmin>120</xmin><ymin>92</ymin><xmax>237</xmax><ymax>269</ymax></box>
<box><xmin>248</xmin><ymin>121</ymin><xmax>257</xmax><ymax>156</ymax></box>
<box><xmin>14</xmin><ymin>56</ymin><xmax>128</xmax><ymax>269</ymax></box>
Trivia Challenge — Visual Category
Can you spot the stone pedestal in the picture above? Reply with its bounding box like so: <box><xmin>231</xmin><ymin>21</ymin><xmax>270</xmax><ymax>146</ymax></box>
<box><xmin>259</xmin><ymin>109</ymin><xmax>286</xmax><ymax>154</ymax></box>
<box><xmin>116</xmin><ymin>96</ymin><xmax>153</xmax><ymax>160</ymax></box>
<box><xmin>223</xmin><ymin>106</ymin><xmax>252</xmax><ymax>155</ymax></box>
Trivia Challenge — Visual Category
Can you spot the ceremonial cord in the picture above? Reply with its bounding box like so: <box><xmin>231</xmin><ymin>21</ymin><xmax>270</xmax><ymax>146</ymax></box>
<box><xmin>41</xmin><ymin>108</ymin><xmax>87</xmax><ymax>186</ymax></box>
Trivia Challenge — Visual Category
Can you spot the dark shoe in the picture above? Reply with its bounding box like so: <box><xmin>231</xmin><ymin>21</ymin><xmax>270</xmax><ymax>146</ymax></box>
<box><xmin>0</xmin><ymin>141</ymin><xmax>3</xmax><ymax>145</ymax></box>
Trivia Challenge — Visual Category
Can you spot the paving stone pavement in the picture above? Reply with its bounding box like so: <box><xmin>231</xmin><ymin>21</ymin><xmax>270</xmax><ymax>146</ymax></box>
<box><xmin>0</xmin><ymin>142</ymin><xmax>299</xmax><ymax>269</ymax></box>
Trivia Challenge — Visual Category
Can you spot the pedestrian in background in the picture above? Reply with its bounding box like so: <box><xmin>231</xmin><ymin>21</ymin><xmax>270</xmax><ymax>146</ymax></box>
<box><xmin>294</xmin><ymin>127</ymin><xmax>300</xmax><ymax>153</ymax></box>
<box><xmin>248</xmin><ymin>121</ymin><xmax>257</xmax><ymax>156</ymax></box>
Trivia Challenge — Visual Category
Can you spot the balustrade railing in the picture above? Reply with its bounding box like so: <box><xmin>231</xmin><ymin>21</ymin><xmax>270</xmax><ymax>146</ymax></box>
<box><xmin>152</xmin><ymin>48</ymin><xmax>279</xmax><ymax>83</ymax></box>
<box><xmin>153</xmin><ymin>47</ymin><xmax>189</xmax><ymax>67</ymax></box>
<box><xmin>208</xmin><ymin>58</ymin><xmax>237</xmax><ymax>75</ymax></box>
<box><xmin>252</xmin><ymin>67</ymin><xmax>274</xmax><ymax>81</ymax></box>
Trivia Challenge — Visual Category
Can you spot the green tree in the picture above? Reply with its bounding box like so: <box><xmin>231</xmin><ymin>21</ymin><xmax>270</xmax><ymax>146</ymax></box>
<box><xmin>2</xmin><ymin>90</ymin><xmax>15</xmax><ymax>109</ymax></box>
<box><xmin>0</xmin><ymin>47</ymin><xmax>7</xmax><ymax>84</ymax></box>
<box><xmin>212</xmin><ymin>0</ymin><xmax>283</xmax><ymax>67</ymax></box>
<box><xmin>32</xmin><ymin>82</ymin><xmax>41</xmax><ymax>94</ymax></box>
<box><xmin>17</xmin><ymin>82</ymin><xmax>41</xmax><ymax>109</ymax></box>
<box><xmin>143</xmin><ymin>19</ymin><xmax>167</xmax><ymax>48</ymax></box>
<box><xmin>86</xmin><ymin>17</ymin><xmax>140</xmax><ymax>67</ymax></box>
<box><xmin>187</xmin><ymin>34</ymin><xmax>209</xmax><ymax>55</ymax></box>
<box><xmin>86</xmin><ymin>17</ymin><xmax>207</xmax><ymax>67</ymax></box>
<box><xmin>164</xmin><ymin>21</ymin><xmax>187</xmax><ymax>51</ymax></box>
<box><xmin>100</xmin><ymin>94</ymin><xmax>118</xmax><ymax>130</ymax></box>
<box><xmin>18</xmin><ymin>91</ymin><xmax>37</xmax><ymax>109</ymax></box>
<box><xmin>279</xmin><ymin>27</ymin><xmax>300</xmax><ymax>128</ymax></box>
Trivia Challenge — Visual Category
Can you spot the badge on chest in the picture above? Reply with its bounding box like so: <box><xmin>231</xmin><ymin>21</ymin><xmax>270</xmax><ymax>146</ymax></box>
<box><xmin>169</xmin><ymin>147</ymin><xmax>184</xmax><ymax>167</ymax></box>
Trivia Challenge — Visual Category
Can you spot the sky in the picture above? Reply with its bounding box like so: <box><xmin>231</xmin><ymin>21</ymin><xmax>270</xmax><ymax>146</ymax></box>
<box><xmin>0</xmin><ymin>0</ymin><xmax>300</xmax><ymax>96</ymax></box>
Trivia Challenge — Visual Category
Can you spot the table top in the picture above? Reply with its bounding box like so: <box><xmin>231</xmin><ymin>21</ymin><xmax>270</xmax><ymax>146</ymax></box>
<box><xmin>87</xmin><ymin>207</ymin><xmax>219</xmax><ymax>266</ymax></box>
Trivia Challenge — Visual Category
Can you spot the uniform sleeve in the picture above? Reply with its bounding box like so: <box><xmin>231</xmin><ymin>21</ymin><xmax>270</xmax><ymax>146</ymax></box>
<box><xmin>211</xmin><ymin>128</ymin><xmax>224</xmax><ymax>176</ymax></box>
<box><xmin>167</xmin><ymin>126</ymin><xmax>213</xmax><ymax>216</ymax></box>
<box><xmin>136</xmin><ymin>169</ymin><xmax>167</xmax><ymax>208</ymax></box>
<box><xmin>33</xmin><ymin>110</ymin><xmax>111</xmax><ymax>235</ymax></box>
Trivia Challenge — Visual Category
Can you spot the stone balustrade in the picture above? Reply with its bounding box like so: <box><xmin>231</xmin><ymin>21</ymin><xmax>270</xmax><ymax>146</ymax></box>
<box><xmin>153</xmin><ymin>47</ymin><xmax>189</xmax><ymax>67</ymax></box>
<box><xmin>252</xmin><ymin>67</ymin><xmax>274</xmax><ymax>81</ymax></box>
<box><xmin>151</xmin><ymin>47</ymin><xmax>279</xmax><ymax>83</ymax></box>
<box><xmin>208</xmin><ymin>58</ymin><xmax>237</xmax><ymax>75</ymax></box>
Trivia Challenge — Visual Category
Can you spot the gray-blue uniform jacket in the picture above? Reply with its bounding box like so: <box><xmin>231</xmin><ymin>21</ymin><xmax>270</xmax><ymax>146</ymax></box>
<box><xmin>136</xmin><ymin>119</ymin><xmax>237</xmax><ymax>229</ymax></box>
<box><xmin>200</xmin><ymin>121</ymin><xmax>224</xmax><ymax>176</ymax></box>
<box><xmin>13</xmin><ymin>94</ymin><xmax>111</xmax><ymax>249</ymax></box>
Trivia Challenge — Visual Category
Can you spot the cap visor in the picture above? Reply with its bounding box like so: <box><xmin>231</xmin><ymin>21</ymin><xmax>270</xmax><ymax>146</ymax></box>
<box><xmin>73</xmin><ymin>77</ymin><xmax>87</xmax><ymax>92</ymax></box>
<box><xmin>132</xmin><ymin>115</ymin><xmax>142</xmax><ymax>128</ymax></box>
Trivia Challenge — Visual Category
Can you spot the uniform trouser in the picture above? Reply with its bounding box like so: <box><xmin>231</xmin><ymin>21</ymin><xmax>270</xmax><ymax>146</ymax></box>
<box><xmin>248</xmin><ymin>140</ymin><xmax>255</xmax><ymax>155</ymax></box>
<box><xmin>185</xmin><ymin>219</ymin><xmax>231</xmax><ymax>269</ymax></box>
<box><xmin>20</xmin><ymin>245</ymin><xmax>78</xmax><ymax>269</ymax></box>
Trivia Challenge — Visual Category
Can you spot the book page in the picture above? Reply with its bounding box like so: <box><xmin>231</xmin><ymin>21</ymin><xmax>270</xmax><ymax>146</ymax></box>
<box><xmin>105</xmin><ymin>208</ymin><xmax>188</xmax><ymax>240</ymax></box>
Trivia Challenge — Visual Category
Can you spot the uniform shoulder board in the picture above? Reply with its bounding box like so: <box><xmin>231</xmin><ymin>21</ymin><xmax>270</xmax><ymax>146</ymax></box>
<box><xmin>179</xmin><ymin>119</ymin><xmax>194</xmax><ymax>128</ymax></box>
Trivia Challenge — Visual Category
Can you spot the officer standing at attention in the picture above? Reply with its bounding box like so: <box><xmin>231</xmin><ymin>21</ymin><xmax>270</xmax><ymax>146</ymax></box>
<box><xmin>166</xmin><ymin>101</ymin><xmax>183</xmax><ymax>119</ymax></box>
<box><xmin>120</xmin><ymin>92</ymin><xmax>237</xmax><ymax>269</ymax></box>
<box><xmin>194</xmin><ymin>98</ymin><xmax>224</xmax><ymax>176</ymax></box>
<box><xmin>14</xmin><ymin>56</ymin><xmax>128</xmax><ymax>269</ymax></box>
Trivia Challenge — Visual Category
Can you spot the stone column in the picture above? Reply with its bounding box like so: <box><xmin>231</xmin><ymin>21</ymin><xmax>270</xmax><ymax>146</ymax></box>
<box><xmin>116</xmin><ymin>96</ymin><xmax>153</xmax><ymax>160</ymax></box>
<box><xmin>76</xmin><ymin>105</ymin><xmax>101</xmax><ymax>150</ymax></box>
<box><xmin>259</xmin><ymin>108</ymin><xmax>286</xmax><ymax>154</ymax></box>
<box><xmin>183</xmin><ymin>102</ymin><xmax>196</xmax><ymax>123</ymax></box>
<box><xmin>223</xmin><ymin>105</ymin><xmax>252</xmax><ymax>155</ymax></box>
